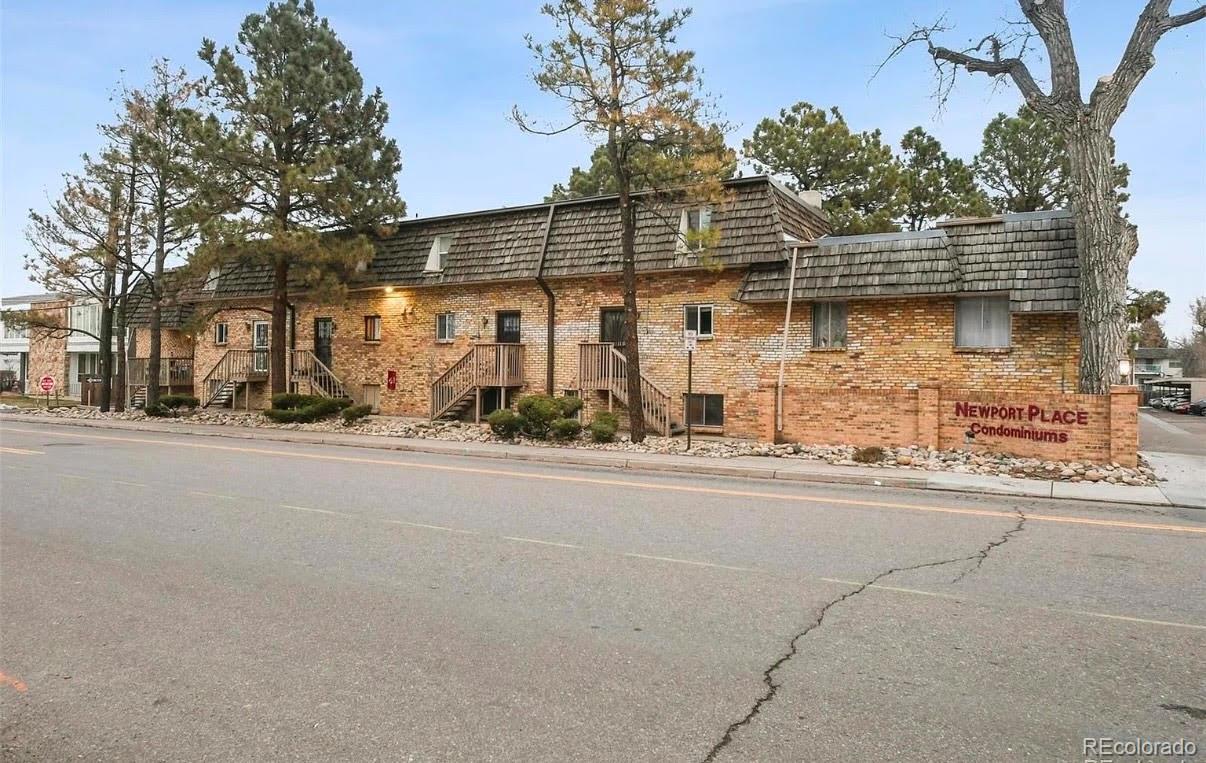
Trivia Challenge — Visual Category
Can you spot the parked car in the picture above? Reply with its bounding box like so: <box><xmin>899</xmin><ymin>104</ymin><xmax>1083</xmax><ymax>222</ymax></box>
<box><xmin>1190</xmin><ymin>399</ymin><xmax>1206</xmax><ymax>416</ymax></box>
<box><xmin>1149</xmin><ymin>396</ymin><xmax>1172</xmax><ymax>408</ymax></box>
<box><xmin>1169</xmin><ymin>399</ymin><xmax>1192</xmax><ymax>414</ymax></box>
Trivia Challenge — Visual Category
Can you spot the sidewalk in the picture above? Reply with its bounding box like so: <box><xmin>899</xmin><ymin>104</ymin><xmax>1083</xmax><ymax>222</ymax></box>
<box><xmin>0</xmin><ymin>412</ymin><xmax>1187</xmax><ymax>508</ymax></box>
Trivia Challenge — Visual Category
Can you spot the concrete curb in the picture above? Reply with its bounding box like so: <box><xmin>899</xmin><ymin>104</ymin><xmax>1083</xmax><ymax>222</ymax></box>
<box><xmin>0</xmin><ymin>412</ymin><xmax>1177</xmax><ymax>507</ymax></box>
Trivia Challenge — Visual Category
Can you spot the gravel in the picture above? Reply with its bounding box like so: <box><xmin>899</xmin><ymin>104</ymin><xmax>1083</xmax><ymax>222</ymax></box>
<box><xmin>14</xmin><ymin>406</ymin><xmax>1158</xmax><ymax>486</ymax></box>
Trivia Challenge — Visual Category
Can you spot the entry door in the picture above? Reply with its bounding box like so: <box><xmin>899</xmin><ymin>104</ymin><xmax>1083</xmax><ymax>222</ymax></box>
<box><xmin>496</xmin><ymin>311</ymin><xmax>521</xmax><ymax>344</ymax></box>
<box><xmin>252</xmin><ymin>321</ymin><xmax>270</xmax><ymax>372</ymax></box>
<box><xmin>314</xmin><ymin>318</ymin><xmax>334</xmax><ymax>368</ymax></box>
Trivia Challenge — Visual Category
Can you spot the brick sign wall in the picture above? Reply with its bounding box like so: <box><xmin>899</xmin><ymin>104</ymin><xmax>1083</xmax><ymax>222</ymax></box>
<box><xmin>763</xmin><ymin>385</ymin><xmax>1138</xmax><ymax>466</ymax></box>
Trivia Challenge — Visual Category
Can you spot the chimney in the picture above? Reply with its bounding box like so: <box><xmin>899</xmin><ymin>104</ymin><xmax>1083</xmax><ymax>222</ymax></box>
<box><xmin>797</xmin><ymin>190</ymin><xmax>823</xmax><ymax>209</ymax></box>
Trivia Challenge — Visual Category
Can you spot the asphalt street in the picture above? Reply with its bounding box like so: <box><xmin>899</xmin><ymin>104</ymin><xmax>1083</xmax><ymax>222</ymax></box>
<box><xmin>1</xmin><ymin>420</ymin><xmax>1203</xmax><ymax>761</ymax></box>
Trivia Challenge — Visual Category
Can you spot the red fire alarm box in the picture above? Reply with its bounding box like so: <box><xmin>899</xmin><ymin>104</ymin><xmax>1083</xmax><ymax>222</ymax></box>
<box><xmin>386</xmin><ymin>369</ymin><xmax>397</xmax><ymax>391</ymax></box>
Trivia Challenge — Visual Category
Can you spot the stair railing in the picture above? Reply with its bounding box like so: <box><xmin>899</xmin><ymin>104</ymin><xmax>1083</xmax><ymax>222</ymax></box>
<box><xmin>290</xmin><ymin>350</ymin><xmax>348</xmax><ymax>399</ymax></box>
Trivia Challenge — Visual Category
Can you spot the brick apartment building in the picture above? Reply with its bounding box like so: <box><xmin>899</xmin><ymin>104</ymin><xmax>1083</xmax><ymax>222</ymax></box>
<box><xmin>16</xmin><ymin>175</ymin><xmax>1135</xmax><ymax>464</ymax></box>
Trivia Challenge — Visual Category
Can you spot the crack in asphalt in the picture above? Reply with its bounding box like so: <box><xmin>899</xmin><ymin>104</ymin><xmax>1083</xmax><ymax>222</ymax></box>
<box><xmin>950</xmin><ymin>509</ymin><xmax>1026</xmax><ymax>584</ymax></box>
<box><xmin>702</xmin><ymin>518</ymin><xmax>1027</xmax><ymax>762</ymax></box>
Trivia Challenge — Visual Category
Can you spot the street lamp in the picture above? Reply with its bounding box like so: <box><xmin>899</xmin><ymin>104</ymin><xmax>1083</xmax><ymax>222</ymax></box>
<box><xmin>1118</xmin><ymin>357</ymin><xmax>1132</xmax><ymax>385</ymax></box>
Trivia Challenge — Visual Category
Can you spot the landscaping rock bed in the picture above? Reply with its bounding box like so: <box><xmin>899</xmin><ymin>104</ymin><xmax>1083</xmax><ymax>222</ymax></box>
<box><xmin>14</xmin><ymin>405</ymin><xmax>1157</xmax><ymax>486</ymax></box>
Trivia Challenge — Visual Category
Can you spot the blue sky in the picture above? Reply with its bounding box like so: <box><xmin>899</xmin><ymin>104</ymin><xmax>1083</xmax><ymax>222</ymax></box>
<box><xmin>2</xmin><ymin>0</ymin><xmax>1204</xmax><ymax>336</ymax></box>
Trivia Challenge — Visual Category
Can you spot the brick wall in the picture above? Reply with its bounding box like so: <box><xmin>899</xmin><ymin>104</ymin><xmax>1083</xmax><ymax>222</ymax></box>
<box><xmin>189</xmin><ymin>270</ymin><xmax>1081</xmax><ymax>436</ymax></box>
<box><xmin>131</xmin><ymin>327</ymin><xmax>194</xmax><ymax>359</ymax></box>
<box><xmin>759</xmin><ymin>383</ymin><xmax>1137</xmax><ymax>466</ymax></box>
<box><xmin>194</xmin><ymin>306</ymin><xmax>273</xmax><ymax>408</ymax></box>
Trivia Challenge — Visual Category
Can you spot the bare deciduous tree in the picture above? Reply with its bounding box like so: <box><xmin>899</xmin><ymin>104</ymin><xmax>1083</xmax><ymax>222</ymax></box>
<box><xmin>884</xmin><ymin>0</ymin><xmax>1205</xmax><ymax>393</ymax></box>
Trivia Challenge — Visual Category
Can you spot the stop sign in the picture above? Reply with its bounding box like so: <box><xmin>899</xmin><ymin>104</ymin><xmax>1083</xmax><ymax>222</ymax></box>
<box><xmin>38</xmin><ymin>375</ymin><xmax>55</xmax><ymax>393</ymax></box>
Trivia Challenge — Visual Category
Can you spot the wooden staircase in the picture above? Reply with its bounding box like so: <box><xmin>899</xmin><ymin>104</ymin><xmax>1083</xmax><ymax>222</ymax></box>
<box><xmin>431</xmin><ymin>344</ymin><xmax>525</xmax><ymax>421</ymax></box>
<box><xmin>201</xmin><ymin>349</ymin><xmax>269</xmax><ymax>408</ymax></box>
<box><xmin>578</xmin><ymin>343</ymin><xmax>677</xmax><ymax>436</ymax></box>
<box><xmin>290</xmin><ymin>350</ymin><xmax>348</xmax><ymax>400</ymax></box>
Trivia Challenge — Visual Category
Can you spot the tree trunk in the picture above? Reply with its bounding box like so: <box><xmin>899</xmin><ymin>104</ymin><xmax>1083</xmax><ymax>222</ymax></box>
<box><xmin>617</xmin><ymin>181</ymin><xmax>646</xmax><ymax>443</ymax></box>
<box><xmin>271</xmin><ymin>256</ymin><xmax>289</xmax><ymax>396</ymax></box>
<box><xmin>98</xmin><ymin>277</ymin><xmax>115</xmax><ymax>412</ymax></box>
<box><xmin>1065</xmin><ymin>121</ymin><xmax>1133</xmax><ymax>394</ymax></box>
<box><xmin>114</xmin><ymin>312</ymin><xmax>127</xmax><ymax>412</ymax></box>
<box><xmin>146</xmin><ymin>184</ymin><xmax>167</xmax><ymax>409</ymax></box>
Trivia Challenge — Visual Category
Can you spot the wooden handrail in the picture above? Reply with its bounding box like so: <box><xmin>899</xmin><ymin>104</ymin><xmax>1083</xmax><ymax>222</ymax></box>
<box><xmin>129</xmin><ymin>357</ymin><xmax>193</xmax><ymax>387</ymax></box>
<box><xmin>577</xmin><ymin>343</ymin><xmax>672</xmax><ymax>436</ymax></box>
<box><xmin>431</xmin><ymin>343</ymin><xmax>525</xmax><ymax>419</ymax></box>
<box><xmin>290</xmin><ymin>349</ymin><xmax>348</xmax><ymax>400</ymax></box>
<box><xmin>200</xmin><ymin>349</ymin><xmax>267</xmax><ymax>407</ymax></box>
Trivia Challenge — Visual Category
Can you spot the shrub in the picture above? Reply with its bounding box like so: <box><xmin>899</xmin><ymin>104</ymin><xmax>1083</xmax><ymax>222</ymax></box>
<box><xmin>852</xmin><ymin>446</ymin><xmax>885</xmax><ymax>463</ymax></box>
<box><xmin>143</xmin><ymin>402</ymin><xmax>172</xmax><ymax>418</ymax></box>
<box><xmin>159</xmin><ymin>393</ymin><xmax>200</xmax><ymax>410</ymax></box>
<box><xmin>516</xmin><ymin>394</ymin><xmax>561</xmax><ymax>438</ymax></box>
<box><xmin>271</xmin><ymin>392</ymin><xmax>324</xmax><ymax>410</ymax></box>
<box><xmin>589</xmin><ymin>411</ymin><xmax>619</xmax><ymax>443</ymax></box>
<box><xmin>486</xmin><ymin>408</ymin><xmax>523</xmax><ymax>439</ymax></box>
<box><xmin>262</xmin><ymin>397</ymin><xmax>343</xmax><ymax>424</ymax></box>
<box><xmin>549</xmin><ymin>417</ymin><xmax>582</xmax><ymax>440</ymax></box>
<box><xmin>557</xmin><ymin>395</ymin><xmax>584</xmax><ymax>418</ymax></box>
<box><xmin>341</xmin><ymin>404</ymin><xmax>373</xmax><ymax>425</ymax></box>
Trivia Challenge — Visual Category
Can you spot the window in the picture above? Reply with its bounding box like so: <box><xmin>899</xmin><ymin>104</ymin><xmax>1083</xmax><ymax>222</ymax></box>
<box><xmin>68</xmin><ymin>302</ymin><xmax>101</xmax><ymax>337</ymax></box>
<box><xmin>1168</xmin><ymin>359</ymin><xmax>1183</xmax><ymax>369</ymax></box>
<box><xmin>364</xmin><ymin>315</ymin><xmax>382</xmax><ymax>342</ymax></box>
<box><xmin>203</xmin><ymin>266</ymin><xmax>220</xmax><ymax>291</ymax></box>
<box><xmin>811</xmin><ymin>302</ymin><xmax>847</xmax><ymax>348</ymax></box>
<box><xmin>425</xmin><ymin>235</ymin><xmax>452</xmax><ymax>272</ymax></box>
<box><xmin>214</xmin><ymin>322</ymin><xmax>229</xmax><ymax>345</ymax></box>
<box><xmin>2</xmin><ymin>319</ymin><xmax>27</xmax><ymax>339</ymax></box>
<box><xmin>955</xmin><ymin>296</ymin><xmax>1011</xmax><ymax>348</ymax></box>
<box><xmin>436</xmin><ymin>312</ymin><xmax>455</xmax><ymax>342</ymax></box>
<box><xmin>684</xmin><ymin>304</ymin><xmax>714</xmax><ymax>338</ymax></box>
<box><xmin>678</xmin><ymin>206</ymin><xmax>713</xmax><ymax>251</ymax></box>
<box><xmin>685</xmin><ymin>393</ymin><xmax>724</xmax><ymax>427</ymax></box>
<box><xmin>600</xmin><ymin>308</ymin><xmax>627</xmax><ymax>345</ymax></box>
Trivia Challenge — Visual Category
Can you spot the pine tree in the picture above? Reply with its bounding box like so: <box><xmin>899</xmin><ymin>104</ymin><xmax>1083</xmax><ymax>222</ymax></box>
<box><xmin>897</xmin><ymin>127</ymin><xmax>990</xmax><ymax>230</ymax></box>
<box><xmin>515</xmin><ymin>0</ymin><xmax>727</xmax><ymax>442</ymax></box>
<box><xmin>547</xmin><ymin>124</ymin><xmax>736</xmax><ymax>201</ymax></box>
<box><xmin>193</xmin><ymin>0</ymin><xmax>404</xmax><ymax>394</ymax></box>
<box><xmin>743</xmin><ymin>102</ymin><xmax>901</xmax><ymax>234</ymax></box>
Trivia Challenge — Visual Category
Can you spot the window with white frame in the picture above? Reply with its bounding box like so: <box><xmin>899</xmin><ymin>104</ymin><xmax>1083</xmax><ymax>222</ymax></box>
<box><xmin>678</xmin><ymin>206</ymin><xmax>713</xmax><ymax>251</ymax></box>
<box><xmin>683</xmin><ymin>304</ymin><xmax>714</xmax><ymax>338</ymax></box>
<box><xmin>436</xmin><ymin>312</ymin><xmax>455</xmax><ymax>342</ymax></box>
<box><xmin>214</xmin><ymin>322</ymin><xmax>229</xmax><ymax>345</ymax></box>
<box><xmin>955</xmin><ymin>295</ymin><xmax>1011</xmax><ymax>348</ymax></box>
<box><xmin>811</xmin><ymin>302</ymin><xmax>847</xmax><ymax>348</ymax></box>
<box><xmin>203</xmin><ymin>266</ymin><xmax>220</xmax><ymax>291</ymax></box>
<box><xmin>426</xmin><ymin>235</ymin><xmax>452</xmax><ymax>272</ymax></box>
<box><xmin>68</xmin><ymin>302</ymin><xmax>102</xmax><ymax>337</ymax></box>
<box><xmin>1</xmin><ymin>318</ymin><xmax>27</xmax><ymax>339</ymax></box>
<box><xmin>364</xmin><ymin>315</ymin><xmax>382</xmax><ymax>342</ymax></box>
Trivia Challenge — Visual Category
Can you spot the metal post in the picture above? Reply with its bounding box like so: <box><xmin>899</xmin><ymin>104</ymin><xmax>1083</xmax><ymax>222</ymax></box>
<box><xmin>686</xmin><ymin>349</ymin><xmax>693</xmax><ymax>451</ymax></box>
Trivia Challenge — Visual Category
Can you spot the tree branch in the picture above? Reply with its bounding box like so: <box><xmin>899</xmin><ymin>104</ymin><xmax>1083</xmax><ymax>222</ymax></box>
<box><xmin>1091</xmin><ymin>0</ymin><xmax>1206</xmax><ymax>127</ymax></box>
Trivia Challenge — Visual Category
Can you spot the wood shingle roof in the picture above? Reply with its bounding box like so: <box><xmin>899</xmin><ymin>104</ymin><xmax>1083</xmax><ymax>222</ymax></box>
<box><xmin>200</xmin><ymin>176</ymin><xmax>820</xmax><ymax>298</ymax></box>
<box><xmin>736</xmin><ymin>210</ymin><xmax>1080</xmax><ymax>312</ymax></box>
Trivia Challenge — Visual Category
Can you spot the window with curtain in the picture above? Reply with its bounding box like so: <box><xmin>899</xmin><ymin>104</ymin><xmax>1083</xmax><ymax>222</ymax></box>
<box><xmin>811</xmin><ymin>302</ymin><xmax>847</xmax><ymax>348</ymax></box>
<box><xmin>955</xmin><ymin>296</ymin><xmax>1011</xmax><ymax>348</ymax></box>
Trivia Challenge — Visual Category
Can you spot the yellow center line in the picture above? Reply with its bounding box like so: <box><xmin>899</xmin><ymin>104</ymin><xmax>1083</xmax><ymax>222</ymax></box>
<box><xmin>0</xmin><ymin>446</ymin><xmax>43</xmax><ymax>456</ymax></box>
<box><xmin>3</xmin><ymin>425</ymin><xmax>1203</xmax><ymax>536</ymax></box>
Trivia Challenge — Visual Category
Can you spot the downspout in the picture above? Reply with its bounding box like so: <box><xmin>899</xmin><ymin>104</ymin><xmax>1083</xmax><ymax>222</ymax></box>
<box><xmin>534</xmin><ymin>203</ymin><xmax>557</xmax><ymax>395</ymax></box>
<box><xmin>775</xmin><ymin>244</ymin><xmax>800</xmax><ymax>440</ymax></box>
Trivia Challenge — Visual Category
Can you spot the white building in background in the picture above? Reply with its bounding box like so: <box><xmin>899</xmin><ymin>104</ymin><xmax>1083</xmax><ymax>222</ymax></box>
<box><xmin>0</xmin><ymin>293</ymin><xmax>57</xmax><ymax>392</ymax></box>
